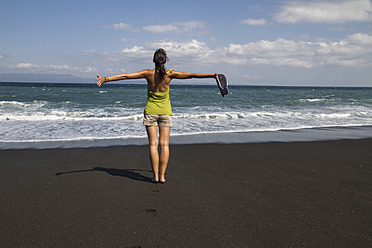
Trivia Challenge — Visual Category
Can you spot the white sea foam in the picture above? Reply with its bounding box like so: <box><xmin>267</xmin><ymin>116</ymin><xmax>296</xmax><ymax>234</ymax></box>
<box><xmin>314</xmin><ymin>113</ymin><xmax>351</xmax><ymax>118</ymax></box>
<box><xmin>1</xmin><ymin>113</ymin><xmax>144</xmax><ymax>121</ymax></box>
<box><xmin>299</xmin><ymin>98</ymin><xmax>326</xmax><ymax>102</ymax></box>
<box><xmin>0</xmin><ymin>100</ymin><xmax>26</xmax><ymax>106</ymax></box>
<box><xmin>3</xmin><ymin>125</ymin><xmax>372</xmax><ymax>149</ymax></box>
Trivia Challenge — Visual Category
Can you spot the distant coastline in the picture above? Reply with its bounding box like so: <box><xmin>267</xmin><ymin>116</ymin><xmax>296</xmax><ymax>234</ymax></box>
<box><xmin>0</xmin><ymin>73</ymin><xmax>93</xmax><ymax>83</ymax></box>
<box><xmin>0</xmin><ymin>81</ymin><xmax>146</xmax><ymax>87</ymax></box>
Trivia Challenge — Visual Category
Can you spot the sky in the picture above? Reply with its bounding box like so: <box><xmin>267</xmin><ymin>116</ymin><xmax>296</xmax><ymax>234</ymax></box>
<box><xmin>0</xmin><ymin>0</ymin><xmax>372</xmax><ymax>86</ymax></box>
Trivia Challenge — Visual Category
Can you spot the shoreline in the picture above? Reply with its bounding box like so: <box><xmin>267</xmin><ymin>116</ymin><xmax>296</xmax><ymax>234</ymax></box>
<box><xmin>1</xmin><ymin>139</ymin><xmax>371</xmax><ymax>247</ymax></box>
<box><xmin>1</xmin><ymin>125</ymin><xmax>372</xmax><ymax>150</ymax></box>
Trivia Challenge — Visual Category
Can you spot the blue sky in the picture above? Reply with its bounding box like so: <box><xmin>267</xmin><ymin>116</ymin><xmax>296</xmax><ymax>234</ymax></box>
<box><xmin>1</xmin><ymin>0</ymin><xmax>372</xmax><ymax>86</ymax></box>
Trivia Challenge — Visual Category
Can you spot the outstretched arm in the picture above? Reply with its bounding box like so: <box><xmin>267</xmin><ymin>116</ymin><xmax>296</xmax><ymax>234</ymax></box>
<box><xmin>97</xmin><ymin>70</ymin><xmax>150</xmax><ymax>87</ymax></box>
<box><xmin>169</xmin><ymin>70</ymin><xmax>218</xmax><ymax>80</ymax></box>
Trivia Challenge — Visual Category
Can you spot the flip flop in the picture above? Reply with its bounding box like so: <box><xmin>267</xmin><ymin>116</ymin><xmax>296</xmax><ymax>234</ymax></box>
<box><xmin>215</xmin><ymin>74</ymin><xmax>229</xmax><ymax>97</ymax></box>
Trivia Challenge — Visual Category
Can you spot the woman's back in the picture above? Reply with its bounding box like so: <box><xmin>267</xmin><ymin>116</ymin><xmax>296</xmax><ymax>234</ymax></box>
<box><xmin>146</xmin><ymin>69</ymin><xmax>173</xmax><ymax>93</ymax></box>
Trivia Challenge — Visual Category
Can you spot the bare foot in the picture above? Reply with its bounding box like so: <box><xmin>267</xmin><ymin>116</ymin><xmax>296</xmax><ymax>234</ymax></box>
<box><xmin>159</xmin><ymin>177</ymin><xmax>166</xmax><ymax>184</ymax></box>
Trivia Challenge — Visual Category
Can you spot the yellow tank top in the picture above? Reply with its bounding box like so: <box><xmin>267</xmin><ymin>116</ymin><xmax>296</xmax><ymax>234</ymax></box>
<box><xmin>144</xmin><ymin>88</ymin><xmax>173</xmax><ymax>115</ymax></box>
<box><xmin>144</xmin><ymin>70</ymin><xmax>173</xmax><ymax>115</ymax></box>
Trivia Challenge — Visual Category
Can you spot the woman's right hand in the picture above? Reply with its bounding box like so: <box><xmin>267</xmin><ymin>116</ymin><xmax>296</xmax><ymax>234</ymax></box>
<box><xmin>96</xmin><ymin>75</ymin><xmax>104</xmax><ymax>87</ymax></box>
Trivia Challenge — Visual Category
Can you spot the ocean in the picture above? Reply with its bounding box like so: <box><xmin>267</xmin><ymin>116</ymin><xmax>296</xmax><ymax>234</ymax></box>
<box><xmin>1</xmin><ymin>82</ymin><xmax>372</xmax><ymax>149</ymax></box>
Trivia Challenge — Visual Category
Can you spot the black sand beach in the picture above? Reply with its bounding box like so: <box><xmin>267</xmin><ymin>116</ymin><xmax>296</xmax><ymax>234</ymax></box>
<box><xmin>0</xmin><ymin>139</ymin><xmax>371</xmax><ymax>247</ymax></box>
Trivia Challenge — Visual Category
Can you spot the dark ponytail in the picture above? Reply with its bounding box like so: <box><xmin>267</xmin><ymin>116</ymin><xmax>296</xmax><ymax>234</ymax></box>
<box><xmin>153</xmin><ymin>48</ymin><xmax>168</xmax><ymax>79</ymax></box>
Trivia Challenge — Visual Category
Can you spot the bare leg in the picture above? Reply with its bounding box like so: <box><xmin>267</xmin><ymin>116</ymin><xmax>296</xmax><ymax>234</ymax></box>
<box><xmin>159</xmin><ymin>126</ymin><xmax>171</xmax><ymax>183</ymax></box>
<box><xmin>146</xmin><ymin>126</ymin><xmax>159</xmax><ymax>182</ymax></box>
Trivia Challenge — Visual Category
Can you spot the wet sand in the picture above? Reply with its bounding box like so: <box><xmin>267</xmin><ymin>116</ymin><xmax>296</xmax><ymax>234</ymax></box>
<box><xmin>0</xmin><ymin>139</ymin><xmax>371</xmax><ymax>247</ymax></box>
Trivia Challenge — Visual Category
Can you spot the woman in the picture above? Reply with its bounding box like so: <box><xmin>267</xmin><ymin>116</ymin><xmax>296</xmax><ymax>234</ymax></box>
<box><xmin>97</xmin><ymin>49</ymin><xmax>218</xmax><ymax>183</ymax></box>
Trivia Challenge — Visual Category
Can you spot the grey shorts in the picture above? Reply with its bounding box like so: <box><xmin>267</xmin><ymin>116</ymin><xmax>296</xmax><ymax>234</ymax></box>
<box><xmin>143</xmin><ymin>114</ymin><xmax>173</xmax><ymax>127</ymax></box>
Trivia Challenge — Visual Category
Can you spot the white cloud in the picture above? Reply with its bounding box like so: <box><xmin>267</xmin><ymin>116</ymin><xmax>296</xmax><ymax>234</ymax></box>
<box><xmin>210</xmin><ymin>36</ymin><xmax>217</xmax><ymax>43</ymax></box>
<box><xmin>8</xmin><ymin>33</ymin><xmax>370</xmax><ymax>78</ymax></box>
<box><xmin>223</xmin><ymin>38</ymin><xmax>315</xmax><ymax>67</ymax></box>
<box><xmin>275</xmin><ymin>0</ymin><xmax>372</xmax><ymax>24</ymax></box>
<box><xmin>103</xmin><ymin>68</ymin><xmax>127</xmax><ymax>75</ymax></box>
<box><xmin>121</xmin><ymin>46</ymin><xmax>153</xmax><ymax>57</ymax></box>
<box><xmin>99</xmin><ymin>39</ymin><xmax>216</xmax><ymax>68</ymax></box>
<box><xmin>81</xmin><ymin>67</ymin><xmax>96</xmax><ymax>73</ymax></box>
<box><xmin>99</xmin><ymin>33</ymin><xmax>372</xmax><ymax>69</ymax></box>
<box><xmin>8</xmin><ymin>63</ymin><xmax>40</xmax><ymax>69</ymax></box>
<box><xmin>225</xmin><ymin>33</ymin><xmax>372</xmax><ymax>67</ymax></box>
<box><xmin>112</xmin><ymin>22</ymin><xmax>139</xmax><ymax>32</ymax></box>
<box><xmin>147</xmin><ymin>39</ymin><xmax>220</xmax><ymax>65</ymax></box>
<box><xmin>142</xmin><ymin>21</ymin><xmax>207</xmax><ymax>34</ymax></box>
<box><xmin>241</xmin><ymin>18</ymin><xmax>267</xmax><ymax>26</ymax></box>
<box><xmin>7</xmin><ymin>63</ymin><xmax>96</xmax><ymax>73</ymax></box>
<box><xmin>148</xmin><ymin>39</ymin><xmax>210</xmax><ymax>53</ymax></box>
<box><xmin>107</xmin><ymin>21</ymin><xmax>207</xmax><ymax>35</ymax></box>
<box><xmin>82</xmin><ymin>49</ymin><xmax>96</xmax><ymax>56</ymax></box>
<box><xmin>327</xmin><ymin>25</ymin><xmax>346</xmax><ymax>32</ymax></box>
<box><xmin>119</xmin><ymin>38</ymin><xmax>137</xmax><ymax>43</ymax></box>
<box><xmin>244</xmin><ymin>74</ymin><xmax>262</xmax><ymax>80</ymax></box>
<box><xmin>143</xmin><ymin>24</ymin><xmax>179</xmax><ymax>33</ymax></box>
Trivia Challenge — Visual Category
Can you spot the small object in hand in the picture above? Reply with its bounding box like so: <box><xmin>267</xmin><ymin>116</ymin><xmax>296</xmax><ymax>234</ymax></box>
<box><xmin>215</xmin><ymin>74</ymin><xmax>228</xmax><ymax>97</ymax></box>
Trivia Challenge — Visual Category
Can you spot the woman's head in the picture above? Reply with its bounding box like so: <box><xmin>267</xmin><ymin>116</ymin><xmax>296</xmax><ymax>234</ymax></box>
<box><xmin>153</xmin><ymin>49</ymin><xmax>168</xmax><ymax>78</ymax></box>
<box><xmin>153</xmin><ymin>48</ymin><xmax>167</xmax><ymax>66</ymax></box>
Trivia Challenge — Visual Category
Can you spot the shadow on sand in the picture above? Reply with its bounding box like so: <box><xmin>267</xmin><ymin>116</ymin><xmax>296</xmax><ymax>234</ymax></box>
<box><xmin>56</xmin><ymin>167</ymin><xmax>153</xmax><ymax>183</ymax></box>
